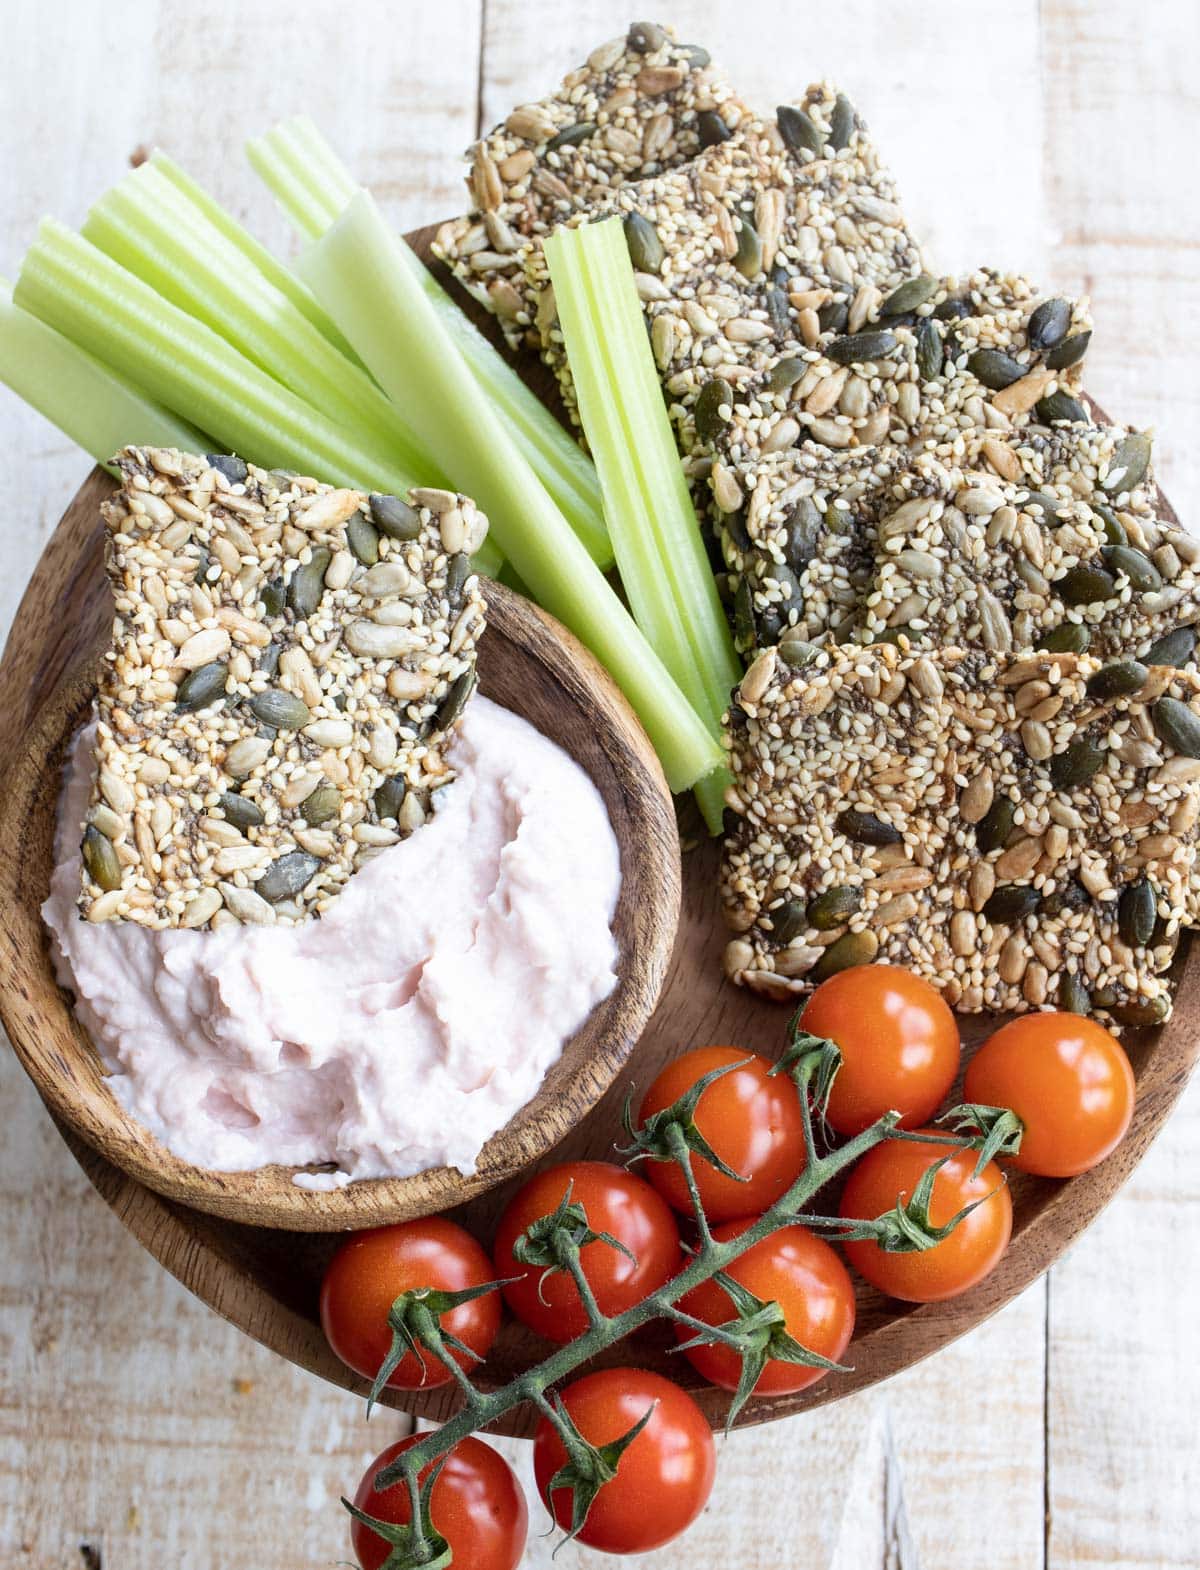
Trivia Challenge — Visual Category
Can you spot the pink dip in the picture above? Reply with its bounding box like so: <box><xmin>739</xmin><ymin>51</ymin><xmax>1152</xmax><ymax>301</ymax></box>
<box><xmin>43</xmin><ymin>698</ymin><xmax>621</xmax><ymax>1185</ymax></box>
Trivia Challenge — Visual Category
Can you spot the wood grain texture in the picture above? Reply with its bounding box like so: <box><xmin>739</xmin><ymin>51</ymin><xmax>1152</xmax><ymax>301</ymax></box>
<box><xmin>0</xmin><ymin>471</ymin><xmax>680</xmax><ymax>1230</ymax></box>
<box><xmin>1</xmin><ymin>3</ymin><xmax>1197</xmax><ymax>1567</ymax></box>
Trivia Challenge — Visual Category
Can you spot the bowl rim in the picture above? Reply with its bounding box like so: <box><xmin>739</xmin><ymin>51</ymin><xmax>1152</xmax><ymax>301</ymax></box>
<box><xmin>0</xmin><ymin>562</ymin><xmax>682</xmax><ymax>1231</ymax></box>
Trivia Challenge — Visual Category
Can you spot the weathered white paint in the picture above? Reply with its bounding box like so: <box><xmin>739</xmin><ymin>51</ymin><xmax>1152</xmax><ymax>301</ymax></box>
<box><xmin>1</xmin><ymin>1</ymin><xmax>1197</xmax><ymax>1566</ymax></box>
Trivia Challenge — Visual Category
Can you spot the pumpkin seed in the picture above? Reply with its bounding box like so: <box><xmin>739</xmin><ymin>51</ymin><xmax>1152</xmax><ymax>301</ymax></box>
<box><xmin>176</xmin><ymin>661</ymin><xmax>229</xmax><ymax>712</ymax></box>
<box><xmin>976</xmin><ymin>796</ymin><xmax>1016</xmax><ymax>852</ymax></box>
<box><xmin>828</xmin><ymin>92</ymin><xmax>855</xmax><ymax>150</ymax></box>
<box><xmin>346</xmin><ymin>513</ymin><xmax>380</xmax><ymax>565</ymax></box>
<box><xmin>1037</xmin><ymin>622</ymin><xmax>1091</xmax><ymax>654</ymax></box>
<box><xmin>968</xmin><ymin>348</ymin><xmax>1026</xmax><ymax>390</ymax></box>
<box><xmin>915</xmin><ymin>318</ymin><xmax>944</xmax><ymax>381</ymax></box>
<box><xmin>259</xmin><ymin>577</ymin><xmax>285</xmax><ymax>617</ymax></box>
<box><xmin>871</xmin><ymin>628</ymin><xmax>904</xmax><ymax>647</ymax></box>
<box><xmin>811</xmin><ymin>928</ymin><xmax>879</xmax><ymax>981</ymax></box>
<box><xmin>446</xmin><ymin>552</ymin><xmax>472</xmax><ymax>600</ymax></box>
<box><xmin>1036</xmin><ymin>391</ymin><xmax>1089</xmax><ymax>425</ymax></box>
<box><xmin>817</xmin><ymin>297</ymin><xmax>849</xmax><ymax>334</ymax></box>
<box><xmin>1049</xmin><ymin>736</ymin><xmax>1105</xmax><ymax>788</ymax></box>
<box><xmin>436</xmin><ymin>666</ymin><xmax>477</xmax><ymax>730</ymax></box>
<box><xmin>1058</xmin><ymin>974</ymin><xmax>1090</xmax><ymax>1014</ymax></box>
<box><xmin>768</xmin><ymin>356</ymin><xmax>806</xmax><ymax>393</ymax></box>
<box><xmin>733</xmin><ymin>219</ymin><xmax>763</xmax><ymax>279</ymax></box>
<box><xmin>982</xmin><ymin>885</ymin><xmax>1041</xmax><ymax>924</ymax></box>
<box><xmin>807</xmin><ymin>884</ymin><xmax>863</xmax><ymax>929</ymax></box>
<box><xmin>695</xmin><ymin>378</ymin><xmax>733</xmax><ymax>444</ymax></box>
<box><xmin>623</xmin><ymin>211</ymin><xmax>664</xmax><ymax>274</ymax></box>
<box><xmin>1041</xmin><ymin>879</ymin><xmax>1091</xmax><ymax>918</ymax></box>
<box><xmin>1144</xmin><ymin>627</ymin><xmax>1196</xmax><ymax>667</ymax></box>
<box><xmin>697</xmin><ymin>109</ymin><xmax>732</xmax><ymax>147</ymax></box>
<box><xmin>369</xmin><ymin>493</ymin><xmax>422</xmax><ymax>540</ymax></box>
<box><xmin>256</xmin><ymin>851</ymin><xmax>321</xmax><ymax>903</ymax></box>
<box><xmin>777</xmin><ymin>103</ymin><xmax>824</xmax><ymax>157</ymax></box>
<box><xmin>1102</xmin><ymin>432</ymin><xmax>1152</xmax><ymax>494</ymax></box>
<box><xmin>778</xmin><ymin>635</ymin><xmax>819</xmax><ymax>668</ymax></box>
<box><xmin>1046</xmin><ymin>330</ymin><xmax>1091</xmax><ymax>370</ymax></box>
<box><xmin>1109</xmin><ymin>995</ymin><xmax>1168</xmax><ymax>1028</ymax></box>
<box><xmin>546</xmin><ymin>121</ymin><xmax>595</xmax><ymax>152</ymax></box>
<box><xmin>784</xmin><ymin>497</ymin><xmax>822</xmax><ymax>571</ymax></box>
<box><xmin>1103</xmin><ymin>544</ymin><xmax>1162</xmax><ymax>592</ymax></box>
<box><xmin>1118</xmin><ymin>877</ymin><xmax>1157</xmax><ymax>947</ymax></box>
<box><xmin>627</xmin><ymin>19</ymin><xmax>666</xmax><ymax>50</ymax></box>
<box><xmin>934</xmin><ymin>296</ymin><xmax>970</xmax><ymax>321</ymax></box>
<box><xmin>1028</xmin><ymin>297</ymin><xmax>1072</xmax><ymax>350</ymax></box>
<box><xmin>678</xmin><ymin>42</ymin><xmax>710</xmax><ymax>67</ymax></box>
<box><xmin>1087</xmin><ymin>658</ymin><xmax>1149</xmax><ymax>700</ymax></box>
<box><xmin>1152</xmin><ymin>696</ymin><xmax>1200</xmax><ymax>757</ymax></box>
<box><xmin>1057</xmin><ymin>562</ymin><xmax>1116</xmax><ymax>605</ymax></box>
<box><xmin>249</xmin><ymin>689</ymin><xmax>311</xmax><ymax>730</ymax></box>
<box><xmin>258</xmin><ymin>641</ymin><xmax>281</xmax><ymax>678</ymax></box>
<box><xmin>880</xmin><ymin>273</ymin><xmax>936</xmax><ymax>316</ymax></box>
<box><xmin>1093</xmin><ymin>504</ymin><xmax>1126</xmax><ymax>546</ymax></box>
<box><xmin>769</xmin><ymin>898</ymin><xmax>809</xmax><ymax>947</ymax></box>
<box><xmin>219</xmin><ymin>791</ymin><xmax>264</xmax><ymax>831</ymax></box>
<box><xmin>82</xmin><ymin>825</ymin><xmax>122</xmax><ymax>892</ymax></box>
<box><xmin>301</xmin><ymin>784</ymin><xmax>341</xmax><ymax>826</ymax></box>
<box><xmin>734</xmin><ymin>578</ymin><xmax>756</xmax><ymax>648</ymax></box>
<box><xmin>826</xmin><ymin>330</ymin><xmax>899</xmax><ymax>366</ymax></box>
<box><xmin>287</xmin><ymin>547</ymin><xmax>332</xmax><ymax>619</ymax></box>
<box><xmin>374</xmin><ymin>776</ymin><xmax>407</xmax><ymax>821</ymax></box>
<box><xmin>1022</xmin><ymin>490</ymin><xmax>1071</xmax><ymax>520</ymax></box>
<box><xmin>764</xmin><ymin>284</ymin><xmax>791</xmax><ymax>337</ymax></box>
<box><xmin>836</xmin><ymin>807</ymin><xmax>902</xmax><ymax>846</ymax></box>
<box><xmin>206</xmin><ymin>453</ymin><xmax>247</xmax><ymax>484</ymax></box>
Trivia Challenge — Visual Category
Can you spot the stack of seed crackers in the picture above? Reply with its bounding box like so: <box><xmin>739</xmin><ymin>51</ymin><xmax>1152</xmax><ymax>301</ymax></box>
<box><xmin>439</xmin><ymin>21</ymin><xmax>1200</xmax><ymax>1024</ymax></box>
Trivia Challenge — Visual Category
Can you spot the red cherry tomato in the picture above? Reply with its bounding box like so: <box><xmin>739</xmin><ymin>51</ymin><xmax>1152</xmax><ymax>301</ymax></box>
<box><xmin>350</xmin><ymin>1435</ymin><xmax>527</xmax><ymax>1570</ymax></box>
<box><xmin>964</xmin><ymin>1012</ymin><xmax>1135</xmax><ymax>1177</ymax></box>
<box><xmin>493</xmin><ymin>1161</ymin><xmax>681</xmax><ymax>1342</ymax></box>
<box><xmin>839</xmin><ymin>1135</ymin><xmax>1012</xmax><ymax>1302</ymax></box>
<box><xmin>638</xmin><ymin>1046</ymin><xmax>805</xmax><ymax>1222</ymax></box>
<box><xmin>533</xmin><ymin>1368</ymin><xmax>716</xmax><ymax>1554</ymax></box>
<box><xmin>321</xmin><ymin>1218</ymin><xmax>500</xmax><ymax>1391</ymax></box>
<box><xmin>799</xmin><ymin>965</ymin><xmax>960</xmax><ymax>1134</ymax></box>
<box><xmin>676</xmin><ymin>1220</ymin><xmax>856</xmax><ymax>1395</ymax></box>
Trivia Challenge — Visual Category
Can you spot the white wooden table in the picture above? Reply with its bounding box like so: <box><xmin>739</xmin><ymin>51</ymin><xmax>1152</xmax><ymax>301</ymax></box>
<box><xmin>2</xmin><ymin>3</ymin><xmax>1198</xmax><ymax>1565</ymax></box>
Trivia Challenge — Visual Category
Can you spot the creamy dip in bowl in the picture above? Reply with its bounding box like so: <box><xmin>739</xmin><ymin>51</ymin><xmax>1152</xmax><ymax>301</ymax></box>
<box><xmin>43</xmin><ymin>697</ymin><xmax>622</xmax><ymax>1186</ymax></box>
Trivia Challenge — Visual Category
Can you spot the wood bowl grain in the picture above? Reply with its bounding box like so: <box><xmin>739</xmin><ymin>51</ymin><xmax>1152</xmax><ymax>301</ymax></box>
<box><xmin>0</xmin><ymin>471</ymin><xmax>681</xmax><ymax>1230</ymax></box>
<box><xmin>3</xmin><ymin>223</ymin><xmax>1198</xmax><ymax>1434</ymax></box>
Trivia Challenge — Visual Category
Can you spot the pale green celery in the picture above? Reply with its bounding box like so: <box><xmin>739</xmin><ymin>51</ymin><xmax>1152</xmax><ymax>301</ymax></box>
<box><xmin>0</xmin><ymin>277</ymin><xmax>204</xmax><ymax>469</ymax></box>
<box><xmin>249</xmin><ymin>118</ymin><xmax>614</xmax><ymax>571</ymax></box>
<box><xmin>301</xmin><ymin>191</ymin><xmax>722</xmax><ymax>792</ymax></box>
<box><xmin>14</xmin><ymin>219</ymin><xmax>502</xmax><ymax>576</ymax></box>
<box><xmin>148</xmin><ymin>150</ymin><xmax>359</xmax><ymax>361</ymax></box>
<box><xmin>545</xmin><ymin>220</ymin><xmax>739</xmax><ymax>829</ymax></box>
<box><xmin>82</xmin><ymin>166</ymin><xmax>442</xmax><ymax>486</ymax></box>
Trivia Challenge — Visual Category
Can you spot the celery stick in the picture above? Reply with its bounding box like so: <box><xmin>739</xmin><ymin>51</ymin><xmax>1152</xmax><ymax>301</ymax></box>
<box><xmin>301</xmin><ymin>191</ymin><xmax>722</xmax><ymax>792</ymax></box>
<box><xmin>148</xmin><ymin>150</ymin><xmax>359</xmax><ymax>361</ymax></box>
<box><xmin>545</xmin><ymin>221</ymin><xmax>739</xmax><ymax>729</ymax></box>
<box><xmin>14</xmin><ymin>219</ymin><xmax>503</xmax><ymax>577</ymax></box>
<box><xmin>0</xmin><ymin>277</ymin><xmax>204</xmax><ymax>469</ymax></box>
<box><xmin>249</xmin><ymin>120</ymin><xmax>614</xmax><ymax>570</ymax></box>
<box><xmin>83</xmin><ymin>167</ymin><xmax>441</xmax><ymax>485</ymax></box>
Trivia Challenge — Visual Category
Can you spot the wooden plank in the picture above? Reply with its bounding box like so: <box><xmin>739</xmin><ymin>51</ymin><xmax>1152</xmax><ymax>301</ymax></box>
<box><xmin>1039</xmin><ymin>5</ymin><xmax>1200</xmax><ymax>1564</ymax></box>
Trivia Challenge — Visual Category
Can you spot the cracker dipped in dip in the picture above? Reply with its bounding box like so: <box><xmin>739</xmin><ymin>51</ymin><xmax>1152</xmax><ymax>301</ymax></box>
<box><xmin>43</xmin><ymin>450</ymin><xmax>622</xmax><ymax>1184</ymax></box>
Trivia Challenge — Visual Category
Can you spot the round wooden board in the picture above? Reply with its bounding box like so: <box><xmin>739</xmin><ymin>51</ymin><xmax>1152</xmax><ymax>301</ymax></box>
<box><xmin>2</xmin><ymin>225</ymin><xmax>1198</xmax><ymax>1437</ymax></box>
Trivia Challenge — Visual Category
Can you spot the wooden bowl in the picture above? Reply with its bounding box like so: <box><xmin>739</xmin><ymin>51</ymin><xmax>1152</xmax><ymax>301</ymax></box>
<box><xmin>3</xmin><ymin>225</ymin><xmax>1199</xmax><ymax>1433</ymax></box>
<box><xmin>0</xmin><ymin>469</ymin><xmax>682</xmax><ymax>1230</ymax></box>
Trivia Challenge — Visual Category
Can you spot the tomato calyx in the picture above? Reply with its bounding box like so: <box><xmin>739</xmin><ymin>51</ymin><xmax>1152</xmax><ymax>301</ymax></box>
<box><xmin>509</xmin><ymin>1183</ymin><xmax>636</xmax><ymax>1323</ymax></box>
<box><xmin>830</xmin><ymin>1154</ymin><xmax>1004</xmax><ymax>1254</ymax></box>
<box><xmin>535</xmin><ymin>1390</ymin><xmax>657</xmax><ymax>1545</ymax></box>
<box><xmin>621</xmin><ymin>1058</ymin><xmax>750</xmax><ymax>1186</ymax></box>
<box><xmin>936</xmin><ymin>1103</ymin><xmax>1026</xmax><ymax>1177</ymax></box>
<box><xmin>771</xmin><ymin>1015</ymin><xmax>842</xmax><ymax>1138</ymax></box>
<box><xmin>368</xmin><ymin>1280</ymin><xmax>510</xmax><ymax>1414</ymax></box>
<box><xmin>669</xmin><ymin>1271</ymin><xmax>849</xmax><ymax>1430</ymax></box>
<box><xmin>342</xmin><ymin>1461</ymin><xmax>452</xmax><ymax>1570</ymax></box>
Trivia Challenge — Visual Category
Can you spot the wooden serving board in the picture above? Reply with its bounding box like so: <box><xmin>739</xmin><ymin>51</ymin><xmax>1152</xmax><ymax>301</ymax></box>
<box><xmin>2</xmin><ymin>225</ymin><xmax>1198</xmax><ymax>1438</ymax></box>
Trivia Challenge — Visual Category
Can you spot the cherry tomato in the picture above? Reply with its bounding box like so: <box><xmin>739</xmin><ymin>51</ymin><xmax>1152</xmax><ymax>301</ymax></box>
<box><xmin>533</xmin><ymin>1368</ymin><xmax>716</xmax><ymax>1554</ymax></box>
<box><xmin>799</xmin><ymin>965</ymin><xmax>960</xmax><ymax>1135</ymax></box>
<box><xmin>321</xmin><ymin>1218</ymin><xmax>500</xmax><ymax>1391</ymax></box>
<box><xmin>964</xmin><ymin>1012</ymin><xmax>1135</xmax><ymax>1177</ymax></box>
<box><xmin>839</xmin><ymin>1135</ymin><xmax>1012</xmax><ymax>1302</ymax></box>
<box><xmin>493</xmin><ymin>1161</ymin><xmax>681</xmax><ymax>1342</ymax></box>
<box><xmin>638</xmin><ymin>1046</ymin><xmax>805</xmax><ymax>1222</ymax></box>
<box><xmin>676</xmin><ymin>1220</ymin><xmax>855</xmax><ymax>1395</ymax></box>
<box><xmin>350</xmin><ymin>1435</ymin><xmax>527</xmax><ymax>1570</ymax></box>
